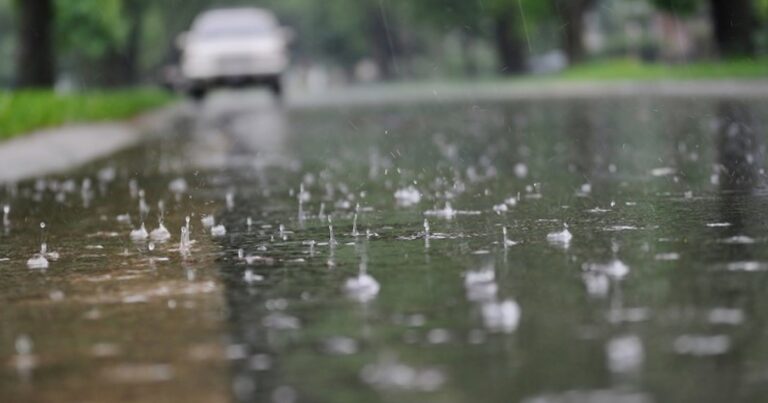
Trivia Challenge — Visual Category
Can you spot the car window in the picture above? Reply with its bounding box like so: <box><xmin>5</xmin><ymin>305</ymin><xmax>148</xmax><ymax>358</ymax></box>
<box><xmin>192</xmin><ymin>10</ymin><xmax>276</xmax><ymax>37</ymax></box>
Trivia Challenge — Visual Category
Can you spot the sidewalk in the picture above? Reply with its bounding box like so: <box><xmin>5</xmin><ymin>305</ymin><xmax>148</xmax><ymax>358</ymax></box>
<box><xmin>0</xmin><ymin>104</ymin><xmax>180</xmax><ymax>184</ymax></box>
<box><xmin>289</xmin><ymin>79</ymin><xmax>768</xmax><ymax>108</ymax></box>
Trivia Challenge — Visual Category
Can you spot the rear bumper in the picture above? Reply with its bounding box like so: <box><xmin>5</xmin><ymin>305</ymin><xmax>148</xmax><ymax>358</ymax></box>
<box><xmin>187</xmin><ymin>74</ymin><xmax>280</xmax><ymax>89</ymax></box>
<box><xmin>181</xmin><ymin>54</ymin><xmax>288</xmax><ymax>82</ymax></box>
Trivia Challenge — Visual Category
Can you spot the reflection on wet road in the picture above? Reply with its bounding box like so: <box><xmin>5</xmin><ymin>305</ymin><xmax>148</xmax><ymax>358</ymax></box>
<box><xmin>4</xmin><ymin>90</ymin><xmax>768</xmax><ymax>402</ymax></box>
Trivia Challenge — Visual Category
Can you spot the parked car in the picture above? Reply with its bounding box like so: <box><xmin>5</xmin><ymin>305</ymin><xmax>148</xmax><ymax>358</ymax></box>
<box><xmin>178</xmin><ymin>7</ymin><xmax>291</xmax><ymax>100</ymax></box>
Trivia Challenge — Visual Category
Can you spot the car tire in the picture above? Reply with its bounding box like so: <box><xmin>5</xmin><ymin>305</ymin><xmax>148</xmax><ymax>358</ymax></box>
<box><xmin>268</xmin><ymin>78</ymin><xmax>282</xmax><ymax>99</ymax></box>
<box><xmin>188</xmin><ymin>86</ymin><xmax>207</xmax><ymax>101</ymax></box>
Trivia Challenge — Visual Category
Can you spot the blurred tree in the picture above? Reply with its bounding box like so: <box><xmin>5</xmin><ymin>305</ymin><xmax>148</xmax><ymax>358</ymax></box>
<box><xmin>551</xmin><ymin>0</ymin><xmax>596</xmax><ymax>64</ymax></box>
<box><xmin>485</xmin><ymin>0</ymin><xmax>537</xmax><ymax>75</ymax></box>
<box><xmin>0</xmin><ymin>0</ymin><xmax>17</xmax><ymax>84</ymax></box>
<box><xmin>268</xmin><ymin>0</ymin><xmax>411</xmax><ymax>78</ymax></box>
<box><xmin>492</xmin><ymin>7</ymin><xmax>526</xmax><ymax>74</ymax></box>
<box><xmin>710</xmin><ymin>0</ymin><xmax>756</xmax><ymax>57</ymax></box>
<box><xmin>365</xmin><ymin>0</ymin><xmax>404</xmax><ymax>79</ymax></box>
<box><xmin>56</xmin><ymin>0</ymin><xmax>154</xmax><ymax>86</ymax></box>
<box><xmin>398</xmin><ymin>0</ymin><xmax>486</xmax><ymax>75</ymax></box>
<box><xmin>652</xmin><ymin>0</ymin><xmax>756</xmax><ymax>57</ymax></box>
<box><xmin>14</xmin><ymin>0</ymin><xmax>55</xmax><ymax>88</ymax></box>
<box><xmin>486</xmin><ymin>0</ymin><xmax>554</xmax><ymax>74</ymax></box>
<box><xmin>107</xmin><ymin>0</ymin><xmax>147</xmax><ymax>85</ymax></box>
<box><xmin>55</xmin><ymin>0</ymin><xmax>129</xmax><ymax>86</ymax></box>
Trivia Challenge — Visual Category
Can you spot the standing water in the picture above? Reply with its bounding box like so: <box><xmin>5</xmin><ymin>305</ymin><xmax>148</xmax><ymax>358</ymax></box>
<box><xmin>3</xmin><ymin>96</ymin><xmax>768</xmax><ymax>403</ymax></box>
<box><xmin>26</xmin><ymin>222</ymin><xmax>50</xmax><ymax>269</ymax></box>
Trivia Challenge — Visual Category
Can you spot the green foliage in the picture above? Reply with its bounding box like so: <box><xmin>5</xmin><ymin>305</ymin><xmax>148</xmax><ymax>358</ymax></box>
<box><xmin>271</xmin><ymin>0</ymin><xmax>370</xmax><ymax>64</ymax></box>
<box><xmin>404</xmin><ymin>0</ymin><xmax>553</xmax><ymax>32</ymax></box>
<box><xmin>559</xmin><ymin>57</ymin><xmax>768</xmax><ymax>80</ymax></box>
<box><xmin>399</xmin><ymin>0</ymin><xmax>485</xmax><ymax>30</ymax></box>
<box><xmin>0</xmin><ymin>89</ymin><xmax>174</xmax><ymax>139</ymax></box>
<box><xmin>5</xmin><ymin>0</ymin><xmax>768</xmax><ymax>86</ymax></box>
<box><xmin>0</xmin><ymin>0</ymin><xmax>14</xmax><ymax>83</ymax></box>
<box><xmin>649</xmin><ymin>0</ymin><xmax>701</xmax><ymax>14</ymax></box>
<box><xmin>54</xmin><ymin>0</ymin><xmax>128</xmax><ymax>59</ymax></box>
<box><xmin>758</xmin><ymin>0</ymin><xmax>768</xmax><ymax>18</ymax></box>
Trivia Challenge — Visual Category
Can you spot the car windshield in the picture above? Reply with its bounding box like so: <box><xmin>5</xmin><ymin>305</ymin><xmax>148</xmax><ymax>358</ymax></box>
<box><xmin>192</xmin><ymin>9</ymin><xmax>276</xmax><ymax>37</ymax></box>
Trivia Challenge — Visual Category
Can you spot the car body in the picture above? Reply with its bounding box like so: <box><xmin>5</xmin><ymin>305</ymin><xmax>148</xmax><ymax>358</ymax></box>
<box><xmin>179</xmin><ymin>7</ymin><xmax>290</xmax><ymax>99</ymax></box>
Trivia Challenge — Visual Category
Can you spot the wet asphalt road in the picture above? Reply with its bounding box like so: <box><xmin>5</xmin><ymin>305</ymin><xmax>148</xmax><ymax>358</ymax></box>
<box><xmin>4</xmin><ymin>88</ymin><xmax>768</xmax><ymax>402</ymax></box>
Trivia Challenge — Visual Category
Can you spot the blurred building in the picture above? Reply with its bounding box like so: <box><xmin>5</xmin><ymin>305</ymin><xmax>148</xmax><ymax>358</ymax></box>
<box><xmin>585</xmin><ymin>0</ymin><xmax>713</xmax><ymax>62</ymax></box>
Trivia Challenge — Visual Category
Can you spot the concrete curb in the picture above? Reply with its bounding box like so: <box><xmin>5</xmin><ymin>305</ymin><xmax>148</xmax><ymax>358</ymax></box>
<box><xmin>289</xmin><ymin>80</ymin><xmax>768</xmax><ymax>108</ymax></box>
<box><xmin>0</xmin><ymin>103</ymin><xmax>181</xmax><ymax>184</ymax></box>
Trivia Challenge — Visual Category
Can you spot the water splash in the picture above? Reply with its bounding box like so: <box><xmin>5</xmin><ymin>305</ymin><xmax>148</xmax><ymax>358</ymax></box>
<box><xmin>226</xmin><ymin>191</ymin><xmax>235</xmax><ymax>211</ymax></box>
<box><xmin>27</xmin><ymin>222</ymin><xmax>50</xmax><ymax>269</ymax></box>
<box><xmin>26</xmin><ymin>253</ymin><xmax>49</xmax><ymax>269</ymax></box>
<box><xmin>305</xmin><ymin>240</ymin><xmax>316</xmax><ymax>257</ymax></box>
<box><xmin>298</xmin><ymin>183</ymin><xmax>311</xmax><ymax>202</ymax></box>
<box><xmin>179</xmin><ymin>216</ymin><xmax>192</xmax><ymax>256</ymax></box>
<box><xmin>464</xmin><ymin>267</ymin><xmax>497</xmax><ymax>301</ymax></box>
<box><xmin>211</xmin><ymin>224</ymin><xmax>227</xmax><ymax>237</ymax></box>
<box><xmin>582</xmin><ymin>271</ymin><xmax>610</xmax><ymax>297</ymax></box>
<box><xmin>81</xmin><ymin>178</ymin><xmax>93</xmax><ymax>208</ymax></box>
<box><xmin>425</xmin><ymin>202</ymin><xmax>457</xmax><ymax>219</ymax></box>
<box><xmin>344</xmin><ymin>255</ymin><xmax>380</xmax><ymax>302</ymax></box>
<box><xmin>328</xmin><ymin>216</ymin><xmax>337</xmax><ymax>246</ymax></box>
<box><xmin>130</xmin><ymin>223</ymin><xmax>149</xmax><ymax>242</ymax></box>
<box><xmin>244</xmin><ymin>269</ymin><xmax>264</xmax><ymax>284</ymax></box>
<box><xmin>138</xmin><ymin>189</ymin><xmax>149</xmax><ymax>219</ymax></box>
<box><xmin>502</xmin><ymin>226</ymin><xmax>518</xmax><ymax>247</ymax></box>
<box><xmin>546</xmin><ymin>223</ymin><xmax>573</xmax><ymax>246</ymax></box>
<box><xmin>150</xmin><ymin>223</ymin><xmax>171</xmax><ymax>242</ymax></box>
<box><xmin>464</xmin><ymin>263</ymin><xmax>521</xmax><ymax>333</ymax></box>
<box><xmin>201</xmin><ymin>214</ymin><xmax>215</xmax><ymax>228</ymax></box>
<box><xmin>351</xmin><ymin>204</ymin><xmax>360</xmax><ymax>237</ymax></box>
<box><xmin>673</xmin><ymin>335</ymin><xmax>730</xmax><ymax>356</ymax></box>
<box><xmin>298</xmin><ymin>182</ymin><xmax>310</xmax><ymax>223</ymax></box>
<box><xmin>13</xmin><ymin>334</ymin><xmax>36</xmax><ymax>379</ymax></box>
<box><xmin>168</xmin><ymin>178</ymin><xmax>188</xmax><ymax>194</ymax></box>
<box><xmin>150</xmin><ymin>201</ymin><xmax>171</xmax><ymax>242</ymax></box>
<box><xmin>425</xmin><ymin>202</ymin><xmax>480</xmax><ymax>219</ymax></box>
<box><xmin>394</xmin><ymin>186</ymin><xmax>421</xmax><ymax>207</ymax></box>
<box><xmin>360</xmin><ymin>354</ymin><xmax>445</xmax><ymax>392</ymax></box>
<box><xmin>481</xmin><ymin>299</ymin><xmax>521</xmax><ymax>333</ymax></box>
<box><xmin>514</xmin><ymin>163</ymin><xmax>528</xmax><ymax>178</ymax></box>
<box><xmin>584</xmin><ymin>255</ymin><xmax>630</xmax><ymax>280</ymax></box>
<box><xmin>606</xmin><ymin>335</ymin><xmax>644</xmax><ymax>374</ymax></box>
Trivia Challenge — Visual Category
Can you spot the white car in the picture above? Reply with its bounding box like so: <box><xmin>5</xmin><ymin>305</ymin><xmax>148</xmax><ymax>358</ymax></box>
<box><xmin>179</xmin><ymin>7</ymin><xmax>291</xmax><ymax>99</ymax></box>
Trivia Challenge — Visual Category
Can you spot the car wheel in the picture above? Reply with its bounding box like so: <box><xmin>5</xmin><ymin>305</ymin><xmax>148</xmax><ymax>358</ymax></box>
<box><xmin>188</xmin><ymin>86</ymin><xmax>207</xmax><ymax>101</ymax></box>
<box><xmin>268</xmin><ymin>78</ymin><xmax>282</xmax><ymax>99</ymax></box>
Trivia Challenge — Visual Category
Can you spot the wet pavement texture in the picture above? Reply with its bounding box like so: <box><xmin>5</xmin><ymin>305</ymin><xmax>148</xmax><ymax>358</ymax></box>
<box><xmin>3</xmin><ymin>91</ymin><xmax>768</xmax><ymax>402</ymax></box>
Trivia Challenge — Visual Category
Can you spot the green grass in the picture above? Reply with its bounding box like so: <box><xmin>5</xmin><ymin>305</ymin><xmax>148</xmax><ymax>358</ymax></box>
<box><xmin>558</xmin><ymin>58</ymin><xmax>768</xmax><ymax>80</ymax></box>
<box><xmin>0</xmin><ymin>89</ymin><xmax>175</xmax><ymax>140</ymax></box>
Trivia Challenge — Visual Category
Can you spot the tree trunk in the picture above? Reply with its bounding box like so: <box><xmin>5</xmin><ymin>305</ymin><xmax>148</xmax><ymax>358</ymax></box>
<box><xmin>96</xmin><ymin>50</ymin><xmax>130</xmax><ymax>87</ymax></box>
<box><xmin>493</xmin><ymin>12</ymin><xmax>526</xmax><ymax>75</ymax></box>
<box><xmin>121</xmin><ymin>0</ymin><xmax>145</xmax><ymax>84</ymax></box>
<box><xmin>15</xmin><ymin>0</ymin><xmax>55</xmax><ymax>88</ymax></box>
<box><xmin>459</xmin><ymin>32</ymin><xmax>478</xmax><ymax>77</ymax></box>
<box><xmin>552</xmin><ymin>0</ymin><xmax>593</xmax><ymax>65</ymax></box>
<box><xmin>366</xmin><ymin>4</ymin><xmax>401</xmax><ymax>80</ymax></box>
<box><xmin>710</xmin><ymin>0</ymin><xmax>755</xmax><ymax>58</ymax></box>
<box><xmin>93</xmin><ymin>0</ymin><xmax>146</xmax><ymax>87</ymax></box>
